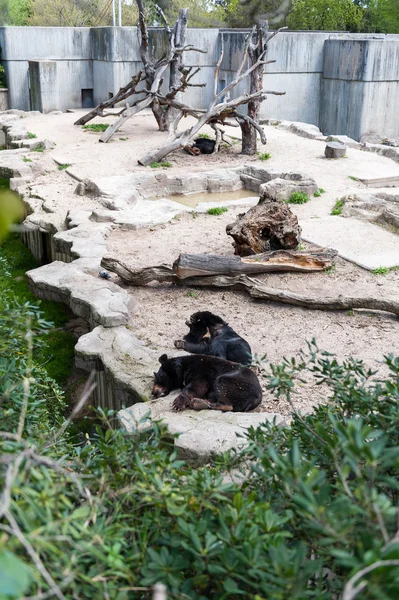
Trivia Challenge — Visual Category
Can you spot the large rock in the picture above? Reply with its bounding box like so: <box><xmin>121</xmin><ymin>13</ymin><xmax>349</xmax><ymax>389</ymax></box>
<box><xmin>119</xmin><ymin>397</ymin><xmax>286</xmax><ymax>465</ymax></box>
<box><xmin>325</xmin><ymin>142</ymin><xmax>347</xmax><ymax>159</ymax></box>
<box><xmin>27</xmin><ymin>261</ymin><xmax>137</xmax><ymax>328</ymax></box>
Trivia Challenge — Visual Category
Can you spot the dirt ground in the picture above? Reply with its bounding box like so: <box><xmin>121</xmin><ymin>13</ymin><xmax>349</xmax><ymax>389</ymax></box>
<box><xmin>106</xmin><ymin>208</ymin><xmax>399</xmax><ymax>416</ymax></box>
<box><xmin>21</xmin><ymin>110</ymin><xmax>399</xmax><ymax>415</ymax></box>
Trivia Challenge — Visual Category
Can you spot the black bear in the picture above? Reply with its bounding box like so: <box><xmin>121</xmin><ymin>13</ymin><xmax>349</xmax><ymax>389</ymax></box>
<box><xmin>152</xmin><ymin>353</ymin><xmax>262</xmax><ymax>412</ymax></box>
<box><xmin>174</xmin><ymin>311</ymin><xmax>252</xmax><ymax>366</ymax></box>
<box><xmin>193</xmin><ymin>138</ymin><xmax>215</xmax><ymax>154</ymax></box>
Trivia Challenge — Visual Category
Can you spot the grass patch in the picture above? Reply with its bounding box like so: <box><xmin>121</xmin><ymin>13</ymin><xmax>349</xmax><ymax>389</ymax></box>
<box><xmin>348</xmin><ymin>175</ymin><xmax>360</xmax><ymax>181</ymax></box>
<box><xmin>196</xmin><ymin>133</ymin><xmax>211</xmax><ymax>139</ymax></box>
<box><xmin>207</xmin><ymin>206</ymin><xmax>228</xmax><ymax>216</ymax></box>
<box><xmin>314</xmin><ymin>188</ymin><xmax>326</xmax><ymax>197</ymax></box>
<box><xmin>31</xmin><ymin>144</ymin><xmax>45</xmax><ymax>153</ymax></box>
<box><xmin>150</xmin><ymin>161</ymin><xmax>172</xmax><ymax>168</ymax></box>
<box><xmin>286</xmin><ymin>191</ymin><xmax>309</xmax><ymax>205</ymax></box>
<box><xmin>257</xmin><ymin>152</ymin><xmax>271</xmax><ymax>161</ymax></box>
<box><xmin>57</xmin><ymin>163</ymin><xmax>72</xmax><ymax>170</ymax></box>
<box><xmin>82</xmin><ymin>123</ymin><xmax>109</xmax><ymax>133</ymax></box>
<box><xmin>297</xmin><ymin>242</ymin><xmax>306</xmax><ymax>250</ymax></box>
<box><xmin>372</xmin><ymin>266</ymin><xmax>389</xmax><ymax>275</ymax></box>
<box><xmin>23</xmin><ymin>157</ymin><xmax>32</xmax><ymax>163</ymax></box>
<box><xmin>0</xmin><ymin>233</ymin><xmax>75</xmax><ymax>386</ymax></box>
<box><xmin>186</xmin><ymin>290</ymin><xmax>198</xmax><ymax>298</ymax></box>
<box><xmin>331</xmin><ymin>199</ymin><xmax>344</xmax><ymax>216</ymax></box>
<box><xmin>325</xmin><ymin>265</ymin><xmax>336</xmax><ymax>275</ymax></box>
<box><xmin>0</xmin><ymin>145</ymin><xmax>5</xmax><ymax>151</ymax></box>
<box><xmin>27</xmin><ymin>132</ymin><xmax>37</xmax><ymax>139</ymax></box>
<box><xmin>119</xmin><ymin>137</ymin><xmax>128</xmax><ymax>141</ymax></box>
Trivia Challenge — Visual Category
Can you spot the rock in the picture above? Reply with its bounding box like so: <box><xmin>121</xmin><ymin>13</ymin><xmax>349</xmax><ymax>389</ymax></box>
<box><xmin>326</xmin><ymin>135</ymin><xmax>362</xmax><ymax>150</ymax></box>
<box><xmin>75</xmin><ymin>325</ymin><xmax>166</xmax><ymax>411</ymax></box>
<box><xmin>259</xmin><ymin>176</ymin><xmax>318</xmax><ymax>202</ymax></box>
<box><xmin>288</xmin><ymin>121</ymin><xmax>324</xmax><ymax>140</ymax></box>
<box><xmin>118</xmin><ymin>397</ymin><xmax>286</xmax><ymax>465</ymax></box>
<box><xmin>325</xmin><ymin>142</ymin><xmax>347</xmax><ymax>159</ymax></box>
<box><xmin>26</xmin><ymin>261</ymin><xmax>137</xmax><ymax>328</ymax></box>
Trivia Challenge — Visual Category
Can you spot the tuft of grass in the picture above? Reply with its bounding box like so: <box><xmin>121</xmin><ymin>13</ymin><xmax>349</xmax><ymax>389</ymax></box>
<box><xmin>119</xmin><ymin>137</ymin><xmax>128</xmax><ymax>141</ymax></box>
<box><xmin>257</xmin><ymin>152</ymin><xmax>271</xmax><ymax>161</ymax></box>
<box><xmin>325</xmin><ymin>265</ymin><xmax>336</xmax><ymax>275</ymax></box>
<box><xmin>297</xmin><ymin>243</ymin><xmax>306</xmax><ymax>250</ymax></box>
<box><xmin>23</xmin><ymin>157</ymin><xmax>32</xmax><ymax>163</ymax></box>
<box><xmin>286</xmin><ymin>191</ymin><xmax>309</xmax><ymax>205</ymax></box>
<box><xmin>196</xmin><ymin>133</ymin><xmax>211</xmax><ymax>139</ymax></box>
<box><xmin>0</xmin><ymin>145</ymin><xmax>5</xmax><ymax>151</ymax></box>
<box><xmin>27</xmin><ymin>132</ymin><xmax>37</xmax><ymax>139</ymax></box>
<box><xmin>348</xmin><ymin>175</ymin><xmax>360</xmax><ymax>181</ymax></box>
<box><xmin>207</xmin><ymin>206</ymin><xmax>228</xmax><ymax>216</ymax></box>
<box><xmin>186</xmin><ymin>290</ymin><xmax>198</xmax><ymax>298</ymax></box>
<box><xmin>331</xmin><ymin>200</ymin><xmax>344</xmax><ymax>216</ymax></box>
<box><xmin>150</xmin><ymin>161</ymin><xmax>172</xmax><ymax>168</ymax></box>
<box><xmin>82</xmin><ymin>123</ymin><xmax>109</xmax><ymax>132</ymax></box>
<box><xmin>372</xmin><ymin>266</ymin><xmax>389</xmax><ymax>275</ymax></box>
<box><xmin>314</xmin><ymin>188</ymin><xmax>326</xmax><ymax>197</ymax></box>
<box><xmin>346</xmin><ymin>309</ymin><xmax>355</xmax><ymax>316</ymax></box>
<box><xmin>57</xmin><ymin>163</ymin><xmax>72</xmax><ymax>170</ymax></box>
<box><xmin>31</xmin><ymin>144</ymin><xmax>45</xmax><ymax>153</ymax></box>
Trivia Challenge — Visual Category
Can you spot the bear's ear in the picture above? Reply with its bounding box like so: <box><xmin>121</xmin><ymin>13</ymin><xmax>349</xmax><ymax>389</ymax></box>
<box><xmin>159</xmin><ymin>354</ymin><xmax>168</xmax><ymax>364</ymax></box>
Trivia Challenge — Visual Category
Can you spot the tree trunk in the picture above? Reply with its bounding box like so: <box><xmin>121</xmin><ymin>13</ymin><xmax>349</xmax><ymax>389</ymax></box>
<box><xmin>173</xmin><ymin>249</ymin><xmax>337</xmax><ymax>278</ymax></box>
<box><xmin>240</xmin><ymin>20</ymin><xmax>268</xmax><ymax>155</ymax></box>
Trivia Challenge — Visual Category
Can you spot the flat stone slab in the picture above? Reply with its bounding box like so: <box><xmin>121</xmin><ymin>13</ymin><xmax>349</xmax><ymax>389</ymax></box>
<box><xmin>357</xmin><ymin>175</ymin><xmax>399</xmax><ymax>188</ymax></box>
<box><xmin>301</xmin><ymin>216</ymin><xmax>399</xmax><ymax>270</ymax></box>
<box><xmin>119</xmin><ymin>398</ymin><xmax>286</xmax><ymax>465</ymax></box>
<box><xmin>27</xmin><ymin>261</ymin><xmax>137</xmax><ymax>327</ymax></box>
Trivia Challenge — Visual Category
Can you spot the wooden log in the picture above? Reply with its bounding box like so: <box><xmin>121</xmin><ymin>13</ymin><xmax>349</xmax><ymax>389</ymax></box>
<box><xmin>173</xmin><ymin>249</ymin><xmax>337</xmax><ymax>279</ymax></box>
<box><xmin>100</xmin><ymin>256</ymin><xmax>399</xmax><ymax>319</ymax></box>
<box><xmin>325</xmin><ymin>142</ymin><xmax>347</xmax><ymax>159</ymax></box>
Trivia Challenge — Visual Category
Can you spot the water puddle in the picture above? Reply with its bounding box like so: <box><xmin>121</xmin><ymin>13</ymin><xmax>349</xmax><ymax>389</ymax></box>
<box><xmin>150</xmin><ymin>189</ymin><xmax>258</xmax><ymax>208</ymax></box>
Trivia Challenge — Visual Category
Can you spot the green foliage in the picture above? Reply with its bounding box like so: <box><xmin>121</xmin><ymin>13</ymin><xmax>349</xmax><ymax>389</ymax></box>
<box><xmin>258</xmin><ymin>151</ymin><xmax>272</xmax><ymax>161</ymax></box>
<box><xmin>196</xmin><ymin>133</ymin><xmax>211</xmax><ymax>139</ymax></box>
<box><xmin>57</xmin><ymin>163</ymin><xmax>72</xmax><ymax>170</ymax></box>
<box><xmin>348</xmin><ymin>175</ymin><xmax>360</xmax><ymax>181</ymax></box>
<box><xmin>27</xmin><ymin>131</ymin><xmax>37</xmax><ymax>139</ymax></box>
<box><xmin>207</xmin><ymin>206</ymin><xmax>228</xmax><ymax>215</ymax></box>
<box><xmin>119</xmin><ymin>137</ymin><xmax>128</xmax><ymax>141</ymax></box>
<box><xmin>286</xmin><ymin>191</ymin><xmax>309</xmax><ymax>205</ymax></box>
<box><xmin>5</xmin><ymin>0</ymin><xmax>31</xmax><ymax>24</ymax></box>
<box><xmin>186</xmin><ymin>290</ymin><xmax>198</xmax><ymax>298</ymax></box>
<box><xmin>149</xmin><ymin>161</ymin><xmax>172</xmax><ymax>168</ymax></box>
<box><xmin>287</xmin><ymin>0</ymin><xmax>364</xmax><ymax>31</ymax></box>
<box><xmin>83</xmin><ymin>123</ymin><xmax>109</xmax><ymax>132</ymax></box>
<box><xmin>31</xmin><ymin>144</ymin><xmax>45</xmax><ymax>152</ymax></box>
<box><xmin>3</xmin><ymin>337</ymin><xmax>399</xmax><ymax>597</ymax></box>
<box><xmin>23</xmin><ymin>157</ymin><xmax>32</xmax><ymax>162</ymax></box>
<box><xmin>372</xmin><ymin>266</ymin><xmax>389</xmax><ymax>275</ymax></box>
<box><xmin>0</xmin><ymin>64</ymin><xmax>7</xmax><ymax>88</ymax></box>
<box><xmin>0</xmin><ymin>234</ymin><xmax>75</xmax><ymax>387</ymax></box>
<box><xmin>314</xmin><ymin>188</ymin><xmax>326</xmax><ymax>197</ymax></box>
<box><xmin>0</xmin><ymin>182</ymin><xmax>24</xmax><ymax>242</ymax></box>
<box><xmin>331</xmin><ymin>199</ymin><xmax>345</xmax><ymax>215</ymax></box>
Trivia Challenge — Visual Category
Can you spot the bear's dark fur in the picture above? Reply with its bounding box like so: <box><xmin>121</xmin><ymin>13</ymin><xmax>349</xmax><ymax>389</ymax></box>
<box><xmin>174</xmin><ymin>311</ymin><xmax>252</xmax><ymax>366</ymax></box>
<box><xmin>193</xmin><ymin>138</ymin><xmax>215</xmax><ymax>154</ymax></box>
<box><xmin>152</xmin><ymin>353</ymin><xmax>262</xmax><ymax>412</ymax></box>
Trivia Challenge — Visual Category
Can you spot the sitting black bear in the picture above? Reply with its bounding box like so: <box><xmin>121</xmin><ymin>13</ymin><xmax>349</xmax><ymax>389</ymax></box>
<box><xmin>193</xmin><ymin>138</ymin><xmax>215</xmax><ymax>154</ymax></box>
<box><xmin>152</xmin><ymin>353</ymin><xmax>262</xmax><ymax>412</ymax></box>
<box><xmin>174</xmin><ymin>311</ymin><xmax>252</xmax><ymax>366</ymax></box>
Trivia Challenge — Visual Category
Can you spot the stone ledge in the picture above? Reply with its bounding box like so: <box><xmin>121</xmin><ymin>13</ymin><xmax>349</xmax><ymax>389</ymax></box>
<box><xmin>119</xmin><ymin>398</ymin><xmax>286</xmax><ymax>466</ymax></box>
<box><xmin>27</xmin><ymin>261</ymin><xmax>137</xmax><ymax>328</ymax></box>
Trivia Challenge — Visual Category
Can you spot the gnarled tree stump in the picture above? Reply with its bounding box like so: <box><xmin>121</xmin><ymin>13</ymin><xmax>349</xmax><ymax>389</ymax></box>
<box><xmin>226</xmin><ymin>200</ymin><xmax>301</xmax><ymax>256</ymax></box>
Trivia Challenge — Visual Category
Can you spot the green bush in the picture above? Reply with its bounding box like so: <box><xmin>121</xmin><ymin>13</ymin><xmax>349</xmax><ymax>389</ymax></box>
<box><xmin>286</xmin><ymin>191</ymin><xmax>310</xmax><ymax>204</ymax></box>
<box><xmin>2</xmin><ymin>331</ymin><xmax>399</xmax><ymax>598</ymax></box>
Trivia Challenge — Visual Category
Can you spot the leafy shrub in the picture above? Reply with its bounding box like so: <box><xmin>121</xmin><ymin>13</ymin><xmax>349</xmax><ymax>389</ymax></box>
<box><xmin>27</xmin><ymin>132</ymin><xmax>37</xmax><ymax>139</ymax></box>
<box><xmin>82</xmin><ymin>123</ymin><xmax>109</xmax><ymax>132</ymax></box>
<box><xmin>207</xmin><ymin>206</ymin><xmax>228</xmax><ymax>215</ymax></box>
<box><xmin>331</xmin><ymin>199</ymin><xmax>345</xmax><ymax>215</ymax></box>
<box><xmin>258</xmin><ymin>151</ymin><xmax>272</xmax><ymax>161</ymax></box>
<box><xmin>286</xmin><ymin>191</ymin><xmax>310</xmax><ymax>204</ymax></box>
<box><xmin>3</xmin><ymin>331</ymin><xmax>399</xmax><ymax>598</ymax></box>
<box><xmin>150</xmin><ymin>161</ymin><xmax>172</xmax><ymax>168</ymax></box>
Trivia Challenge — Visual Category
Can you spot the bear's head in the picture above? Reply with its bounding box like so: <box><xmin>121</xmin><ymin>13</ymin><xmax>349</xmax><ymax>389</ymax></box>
<box><xmin>152</xmin><ymin>354</ymin><xmax>177</xmax><ymax>398</ymax></box>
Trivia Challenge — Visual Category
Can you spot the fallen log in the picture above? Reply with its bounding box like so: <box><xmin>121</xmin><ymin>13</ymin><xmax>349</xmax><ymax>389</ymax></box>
<box><xmin>173</xmin><ymin>249</ymin><xmax>337</xmax><ymax>278</ymax></box>
<box><xmin>101</xmin><ymin>256</ymin><xmax>399</xmax><ymax>319</ymax></box>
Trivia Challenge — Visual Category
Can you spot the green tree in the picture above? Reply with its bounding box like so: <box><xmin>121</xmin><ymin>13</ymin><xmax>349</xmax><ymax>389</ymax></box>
<box><xmin>3</xmin><ymin>0</ymin><xmax>31</xmax><ymax>24</ymax></box>
<box><xmin>287</xmin><ymin>0</ymin><xmax>364</xmax><ymax>31</ymax></box>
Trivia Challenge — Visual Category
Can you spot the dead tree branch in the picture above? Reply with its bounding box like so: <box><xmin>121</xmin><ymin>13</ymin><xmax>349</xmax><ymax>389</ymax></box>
<box><xmin>101</xmin><ymin>254</ymin><xmax>399</xmax><ymax>320</ymax></box>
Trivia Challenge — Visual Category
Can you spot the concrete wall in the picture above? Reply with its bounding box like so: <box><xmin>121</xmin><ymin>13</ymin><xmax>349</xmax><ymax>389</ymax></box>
<box><xmin>0</xmin><ymin>26</ymin><xmax>398</xmax><ymax>139</ymax></box>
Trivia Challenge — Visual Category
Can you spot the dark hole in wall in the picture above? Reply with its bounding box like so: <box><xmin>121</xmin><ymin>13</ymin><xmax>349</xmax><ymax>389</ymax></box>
<box><xmin>108</xmin><ymin>92</ymin><xmax>113</xmax><ymax>99</ymax></box>
<box><xmin>81</xmin><ymin>88</ymin><xmax>94</xmax><ymax>108</ymax></box>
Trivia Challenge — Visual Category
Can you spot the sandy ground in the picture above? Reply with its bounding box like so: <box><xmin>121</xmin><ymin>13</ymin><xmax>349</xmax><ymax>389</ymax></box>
<box><xmin>20</xmin><ymin>110</ymin><xmax>399</xmax><ymax>415</ymax></box>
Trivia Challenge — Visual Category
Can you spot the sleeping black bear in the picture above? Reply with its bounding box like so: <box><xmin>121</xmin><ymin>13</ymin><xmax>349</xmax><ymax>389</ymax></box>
<box><xmin>152</xmin><ymin>353</ymin><xmax>262</xmax><ymax>412</ymax></box>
